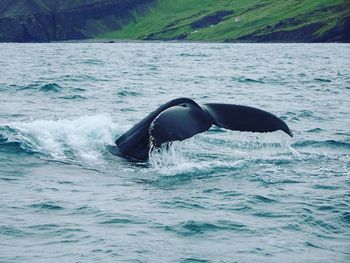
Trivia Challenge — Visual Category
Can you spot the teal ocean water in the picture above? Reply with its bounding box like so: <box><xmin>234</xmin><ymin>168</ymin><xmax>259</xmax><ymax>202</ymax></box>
<box><xmin>0</xmin><ymin>43</ymin><xmax>349</xmax><ymax>262</ymax></box>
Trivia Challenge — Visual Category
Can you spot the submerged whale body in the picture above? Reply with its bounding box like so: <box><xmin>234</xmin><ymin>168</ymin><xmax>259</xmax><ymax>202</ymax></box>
<box><xmin>115</xmin><ymin>98</ymin><xmax>292</xmax><ymax>161</ymax></box>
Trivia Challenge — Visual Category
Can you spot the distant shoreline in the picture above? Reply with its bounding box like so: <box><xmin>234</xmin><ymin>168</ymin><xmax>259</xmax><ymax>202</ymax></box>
<box><xmin>1</xmin><ymin>1</ymin><xmax>348</xmax><ymax>44</ymax></box>
<box><xmin>1</xmin><ymin>39</ymin><xmax>348</xmax><ymax>44</ymax></box>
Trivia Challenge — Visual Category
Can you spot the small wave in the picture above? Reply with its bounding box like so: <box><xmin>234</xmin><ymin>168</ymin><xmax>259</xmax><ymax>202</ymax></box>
<box><xmin>15</xmin><ymin>82</ymin><xmax>41</xmax><ymax>91</ymax></box>
<box><xmin>341</xmin><ymin>212</ymin><xmax>350</xmax><ymax>225</ymax></box>
<box><xmin>306</xmin><ymin>128</ymin><xmax>324</xmax><ymax>133</ymax></box>
<box><xmin>100</xmin><ymin>218</ymin><xmax>138</xmax><ymax>225</ymax></box>
<box><xmin>252</xmin><ymin>211</ymin><xmax>290</xmax><ymax>218</ymax></box>
<box><xmin>81</xmin><ymin>59</ymin><xmax>103</xmax><ymax>65</ymax></box>
<box><xmin>181</xmin><ymin>258</ymin><xmax>210</xmax><ymax>263</ymax></box>
<box><xmin>283</xmin><ymin>110</ymin><xmax>329</xmax><ymax>122</ymax></box>
<box><xmin>314</xmin><ymin>78</ymin><xmax>332</xmax><ymax>83</ymax></box>
<box><xmin>0</xmin><ymin>127</ymin><xmax>27</xmax><ymax>152</ymax></box>
<box><xmin>0</xmin><ymin>140</ymin><xmax>26</xmax><ymax>154</ymax></box>
<box><xmin>17</xmin><ymin>82</ymin><xmax>63</xmax><ymax>92</ymax></box>
<box><xmin>293</xmin><ymin>139</ymin><xmax>350</xmax><ymax>149</ymax></box>
<box><xmin>61</xmin><ymin>74</ymin><xmax>109</xmax><ymax>82</ymax></box>
<box><xmin>178</xmin><ymin>52</ymin><xmax>208</xmax><ymax>57</ymax></box>
<box><xmin>335</xmin><ymin>132</ymin><xmax>350</xmax><ymax>137</ymax></box>
<box><xmin>251</xmin><ymin>195</ymin><xmax>277</xmax><ymax>204</ymax></box>
<box><xmin>27</xmin><ymin>224</ymin><xmax>60</xmax><ymax>231</ymax></box>
<box><xmin>71</xmin><ymin>206</ymin><xmax>101</xmax><ymax>215</ymax></box>
<box><xmin>299</xmin><ymin>110</ymin><xmax>314</xmax><ymax>118</ymax></box>
<box><xmin>313</xmin><ymin>184</ymin><xmax>340</xmax><ymax>190</ymax></box>
<box><xmin>59</xmin><ymin>95</ymin><xmax>87</xmax><ymax>100</ymax></box>
<box><xmin>178</xmin><ymin>53</ymin><xmax>195</xmax><ymax>57</ymax></box>
<box><xmin>0</xmin><ymin>226</ymin><xmax>31</xmax><ymax>237</ymax></box>
<box><xmin>39</xmin><ymin>83</ymin><xmax>63</xmax><ymax>92</ymax></box>
<box><xmin>30</xmin><ymin>202</ymin><xmax>64</xmax><ymax>210</ymax></box>
<box><xmin>73</xmin><ymin>87</ymin><xmax>86</xmax><ymax>92</ymax></box>
<box><xmin>231</xmin><ymin>76</ymin><xmax>264</xmax><ymax>84</ymax></box>
<box><xmin>16</xmin><ymin>83</ymin><xmax>87</xmax><ymax>95</ymax></box>
<box><xmin>166</xmin><ymin>220</ymin><xmax>247</xmax><ymax>237</ymax></box>
<box><xmin>116</xmin><ymin>90</ymin><xmax>141</xmax><ymax>97</ymax></box>
<box><xmin>161</xmin><ymin>200</ymin><xmax>206</xmax><ymax>210</ymax></box>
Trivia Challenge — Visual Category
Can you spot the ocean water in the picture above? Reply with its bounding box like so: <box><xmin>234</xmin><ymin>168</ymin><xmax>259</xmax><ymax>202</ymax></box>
<box><xmin>0</xmin><ymin>43</ymin><xmax>349</xmax><ymax>262</ymax></box>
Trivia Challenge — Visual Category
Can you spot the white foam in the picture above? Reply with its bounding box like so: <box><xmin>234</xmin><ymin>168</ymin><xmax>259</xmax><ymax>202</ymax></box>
<box><xmin>147</xmin><ymin>131</ymin><xmax>296</xmax><ymax>175</ymax></box>
<box><xmin>2</xmin><ymin>116</ymin><xmax>297</xmax><ymax>173</ymax></box>
<box><xmin>5</xmin><ymin>115</ymin><xmax>120</xmax><ymax>165</ymax></box>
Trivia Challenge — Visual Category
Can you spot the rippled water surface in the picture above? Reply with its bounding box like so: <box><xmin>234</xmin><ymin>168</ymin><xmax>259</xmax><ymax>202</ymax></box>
<box><xmin>0</xmin><ymin>43</ymin><xmax>349</xmax><ymax>262</ymax></box>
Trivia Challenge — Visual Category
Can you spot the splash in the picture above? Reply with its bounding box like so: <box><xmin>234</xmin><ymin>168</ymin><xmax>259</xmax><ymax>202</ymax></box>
<box><xmin>0</xmin><ymin>115</ymin><xmax>120</xmax><ymax>165</ymax></box>
<box><xmin>149</xmin><ymin>141</ymin><xmax>190</xmax><ymax>169</ymax></box>
<box><xmin>148</xmin><ymin>130</ymin><xmax>297</xmax><ymax>175</ymax></box>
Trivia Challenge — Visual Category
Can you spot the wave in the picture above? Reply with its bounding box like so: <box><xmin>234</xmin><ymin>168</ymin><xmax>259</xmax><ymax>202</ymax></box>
<box><xmin>81</xmin><ymin>58</ymin><xmax>104</xmax><ymax>65</ymax></box>
<box><xmin>231</xmin><ymin>76</ymin><xmax>264</xmax><ymax>84</ymax></box>
<box><xmin>30</xmin><ymin>202</ymin><xmax>64</xmax><ymax>210</ymax></box>
<box><xmin>116</xmin><ymin>90</ymin><xmax>141</xmax><ymax>97</ymax></box>
<box><xmin>0</xmin><ymin>226</ymin><xmax>31</xmax><ymax>238</ymax></box>
<box><xmin>0</xmin><ymin>140</ymin><xmax>26</xmax><ymax>155</ymax></box>
<box><xmin>15</xmin><ymin>83</ymin><xmax>86</xmax><ymax>96</ymax></box>
<box><xmin>17</xmin><ymin>82</ymin><xmax>64</xmax><ymax>92</ymax></box>
<box><xmin>314</xmin><ymin>78</ymin><xmax>332</xmax><ymax>83</ymax></box>
<box><xmin>39</xmin><ymin>83</ymin><xmax>63</xmax><ymax>92</ymax></box>
<box><xmin>0</xmin><ymin>115</ymin><xmax>120</xmax><ymax>165</ymax></box>
<box><xmin>162</xmin><ymin>220</ymin><xmax>248</xmax><ymax>237</ymax></box>
<box><xmin>178</xmin><ymin>52</ymin><xmax>209</xmax><ymax>57</ymax></box>
<box><xmin>293</xmin><ymin>139</ymin><xmax>350</xmax><ymax>149</ymax></box>
<box><xmin>282</xmin><ymin>110</ymin><xmax>317</xmax><ymax>121</ymax></box>
<box><xmin>59</xmin><ymin>95</ymin><xmax>87</xmax><ymax>100</ymax></box>
<box><xmin>306</xmin><ymin>128</ymin><xmax>324</xmax><ymax>133</ymax></box>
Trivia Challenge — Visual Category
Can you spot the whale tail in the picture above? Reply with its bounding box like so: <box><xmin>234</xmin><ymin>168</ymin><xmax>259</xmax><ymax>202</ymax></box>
<box><xmin>149</xmin><ymin>102</ymin><xmax>292</xmax><ymax>148</ymax></box>
<box><xmin>149</xmin><ymin>103</ymin><xmax>213</xmax><ymax>147</ymax></box>
<box><xmin>115</xmin><ymin>98</ymin><xmax>293</xmax><ymax>161</ymax></box>
<box><xmin>203</xmin><ymin>103</ymin><xmax>293</xmax><ymax>137</ymax></box>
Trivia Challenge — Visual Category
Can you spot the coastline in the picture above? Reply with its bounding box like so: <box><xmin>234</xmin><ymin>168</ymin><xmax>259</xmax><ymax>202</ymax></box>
<box><xmin>1</xmin><ymin>38</ymin><xmax>349</xmax><ymax>44</ymax></box>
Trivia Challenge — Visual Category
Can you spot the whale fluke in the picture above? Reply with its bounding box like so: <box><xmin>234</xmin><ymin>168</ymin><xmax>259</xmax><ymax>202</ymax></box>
<box><xmin>202</xmin><ymin>103</ymin><xmax>293</xmax><ymax>137</ymax></box>
<box><xmin>115</xmin><ymin>98</ymin><xmax>292</xmax><ymax>161</ymax></box>
<box><xmin>150</xmin><ymin>103</ymin><xmax>212</xmax><ymax>147</ymax></box>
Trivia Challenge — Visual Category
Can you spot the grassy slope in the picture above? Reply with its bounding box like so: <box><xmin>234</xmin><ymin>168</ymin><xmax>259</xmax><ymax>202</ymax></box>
<box><xmin>102</xmin><ymin>0</ymin><xmax>349</xmax><ymax>41</ymax></box>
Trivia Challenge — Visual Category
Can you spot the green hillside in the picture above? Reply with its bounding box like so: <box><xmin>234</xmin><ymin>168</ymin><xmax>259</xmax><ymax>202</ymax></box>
<box><xmin>0</xmin><ymin>0</ymin><xmax>349</xmax><ymax>42</ymax></box>
<box><xmin>103</xmin><ymin>0</ymin><xmax>350</xmax><ymax>42</ymax></box>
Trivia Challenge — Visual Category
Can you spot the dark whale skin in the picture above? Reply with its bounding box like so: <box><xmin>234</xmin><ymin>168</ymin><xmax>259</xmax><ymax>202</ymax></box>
<box><xmin>115</xmin><ymin>98</ymin><xmax>292</xmax><ymax>161</ymax></box>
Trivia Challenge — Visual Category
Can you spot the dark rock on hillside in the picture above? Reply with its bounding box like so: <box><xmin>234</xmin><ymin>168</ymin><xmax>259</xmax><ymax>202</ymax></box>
<box><xmin>273</xmin><ymin>18</ymin><xmax>301</xmax><ymax>30</ymax></box>
<box><xmin>235</xmin><ymin>12</ymin><xmax>350</xmax><ymax>43</ymax></box>
<box><xmin>315</xmin><ymin>16</ymin><xmax>350</xmax><ymax>42</ymax></box>
<box><xmin>0</xmin><ymin>0</ymin><xmax>155</xmax><ymax>42</ymax></box>
<box><xmin>237</xmin><ymin>22</ymin><xmax>324</xmax><ymax>43</ymax></box>
<box><xmin>190</xmin><ymin>10</ymin><xmax>233</xmax><ymax>29</ymax></box>
<box><xmin>233</xmin><ymin>4</ymin><xmax>350</xmax><ymax>43</ymax></box>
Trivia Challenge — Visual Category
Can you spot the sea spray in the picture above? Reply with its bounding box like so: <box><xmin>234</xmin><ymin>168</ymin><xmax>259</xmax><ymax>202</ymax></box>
<box><xmin>1</xmin><ymin>115</ymin><xmax>119</xmax><ymax>164</ymax></box>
